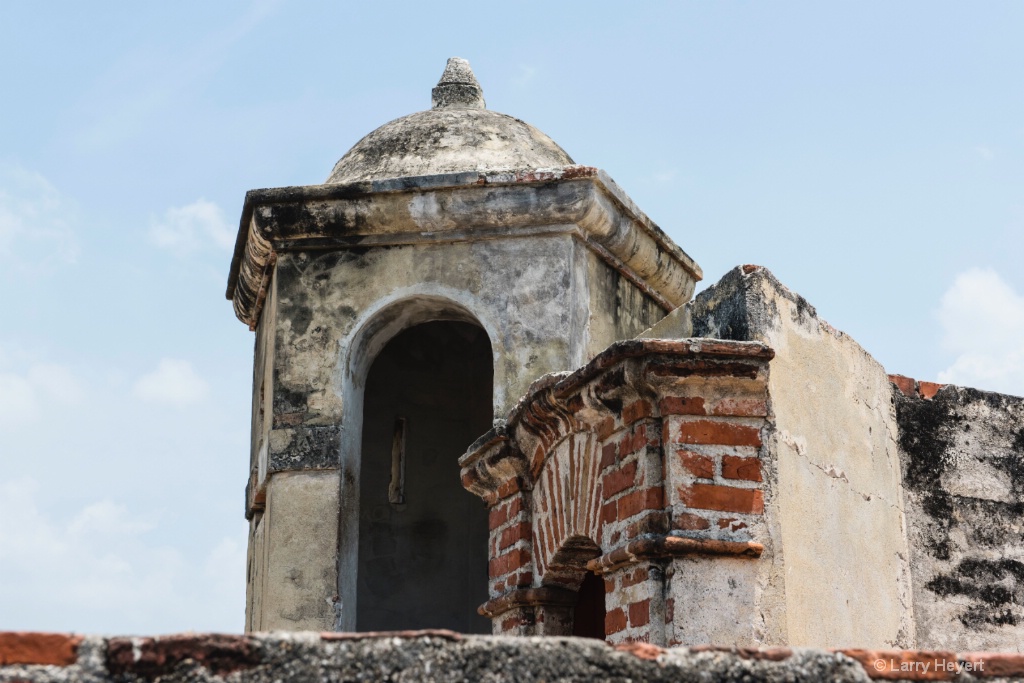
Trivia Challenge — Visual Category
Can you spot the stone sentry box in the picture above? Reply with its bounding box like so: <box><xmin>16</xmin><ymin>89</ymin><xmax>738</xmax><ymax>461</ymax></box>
<box><xmin>225</xmin><ymin>59</ymin><xmax>701</xmax><ymax>632</ymax></box>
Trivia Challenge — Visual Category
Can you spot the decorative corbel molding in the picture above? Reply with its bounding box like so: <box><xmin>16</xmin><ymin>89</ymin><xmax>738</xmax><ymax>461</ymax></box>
<box><xmin>460</xmin><ymin>338</ymin><xmax>774</xmax><ymax>502</ymax></box>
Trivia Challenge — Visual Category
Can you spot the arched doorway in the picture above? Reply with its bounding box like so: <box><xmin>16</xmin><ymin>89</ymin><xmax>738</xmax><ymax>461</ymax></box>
<box><xmin>357</xmin><ymin>320</ymin><xmax>492</xmax><ymax>632</ymax></box>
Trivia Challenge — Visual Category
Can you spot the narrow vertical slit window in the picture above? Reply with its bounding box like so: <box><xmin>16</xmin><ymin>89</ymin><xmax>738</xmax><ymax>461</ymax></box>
<box><xmin>388</xmin><ymin>417</ymin><xmax>406</xmax><ymax>505</ymax></box>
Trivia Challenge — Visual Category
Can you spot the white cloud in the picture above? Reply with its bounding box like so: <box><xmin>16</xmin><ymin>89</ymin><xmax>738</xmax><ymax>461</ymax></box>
<box><xmin>937</xmin><ymin>268</ymin><xmax>1024</xmax><ymax>397</ymax></box>
<box><xmin>204</xmin><ymin>537</ymin><xmax>247</xmax><ymax>598</ymax></box>
<box><xmin>68</xmin><ymin>500</ymin><xmax>155</xmax><ymax>537</ymax></box>
<box><xmin>134</xmin><ymin>358</ymin><xmax>209</xmax><ymax>406</ymax></box>
<box><xmin>973</xmin><ymin>145</ymin><xmax>995</xmax><ymax>161</ymax></box>
<box><xmin>0</xmin><ymin>163</ymin><xmax>78</xmax><ymax>268</ymax></box>
<box><xmin>0</xmin><ymin>373</ymin><xmax>39</xmax><ymax>424</ymax></box>
<box><xmin>0</xmin><ymin>477</ymin><xmax>245</xmax><ymax>632</ymax></box>
<box><xmin>0</xmin><ymin>357</ymin><xmax>85</xmax><ymax>427</ymax></box>
<box><xmin>150</xmin><ymin>199</ymin><xmax>234</xmax><ymax>252</ymax></box>
<box><xmin>28</xmin><ymin>363</ymin><xmax>87</xmax><ymax>404</ymax></box>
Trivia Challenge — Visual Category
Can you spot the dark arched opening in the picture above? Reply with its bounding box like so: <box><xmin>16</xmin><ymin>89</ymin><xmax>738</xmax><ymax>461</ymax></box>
<box><xmin>357</xmin><ymin>320</ymin><xmax>492</xmax><ymax>632</ymax></box>
<box><xmin>572</xmin><ymin>571</ymin><xmax>607</xmax><ymax>639</ymax></box>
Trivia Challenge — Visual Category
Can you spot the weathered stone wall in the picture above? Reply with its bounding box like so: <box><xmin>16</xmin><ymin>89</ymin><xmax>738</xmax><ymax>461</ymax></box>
<box><xmin>895</xmin><ymin>380</ymin><xmax>1024</xmax><ymax>651</ymax></box>
<box><xmin>271</xmin><ymin>236</ymin><xmax>583</xmax><ymax>427</ymax></box>
<box><xmin>244</xmin><ymin>514</ymin><xmax>264</xmax><ymax>632</ymax></box>
<box><xmin>255</xmin><ymin>233</ymin><xmax>670</xmax><ymax>496</ymax></box>
<box><xmin>246</xmin><ymin>471</ymin><xmax>339</xmax><ymax>631</ymax></box>
<box><xmin>3</xmin><ymin>631</ymin><xmax>1023</xmax><ymax>682</ymax></box>
<box><xmin>244</xmin><ymin>269</ymin><xmax>278</xmax><ymax>631</ymax></box>
<box><xmin>226</xmin><ymin>170</ymin><xmax>702</xmax><ymax>329</ymax></box>
<box><xmin>584</xmin><ymin>251</ymin><xmax>664</xmax><ymax>361</ymax></box>
<box><xmin>646</xmin><ymin>265</ymin><xmax>916</xmax><ymax>648</ymax></box>
<box><xmin>244</xmin><ymin>230</ymin><xmax>679</xmax><ymax>631</ymax></box>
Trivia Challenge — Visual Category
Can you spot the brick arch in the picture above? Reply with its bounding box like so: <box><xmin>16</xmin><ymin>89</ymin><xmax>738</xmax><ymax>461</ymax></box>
<box><xmin>532</xmin><ymin>431</ymin><xmax>605</xmax><ymax>587</ymax></box>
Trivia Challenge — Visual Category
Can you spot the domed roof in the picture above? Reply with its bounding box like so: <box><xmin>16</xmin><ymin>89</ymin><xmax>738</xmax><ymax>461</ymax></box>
<box><xmin>327</xmin><ymin>58</ymin><xmax>574</xmax><ymax>184</ymax></box>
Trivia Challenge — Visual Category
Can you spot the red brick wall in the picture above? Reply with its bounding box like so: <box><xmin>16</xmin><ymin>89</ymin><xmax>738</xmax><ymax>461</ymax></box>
<box><xmin>598</xmin><ymin>402</ymin><xmax>666</xmax><ymax>551</ymax></box>
<box><xmin>661</xmin><ymin>393</ymin><xmax>768</xmax><ymax>543</ymax></box>
<box><xmin>487</xmin><ymin>492</ymin><xmax>532</xmax><ymax>598</ymax></box>
<box><xmin>462</xmin><ymin>339</ymin><xmax>774</xmax><ymax>642</ymax></box>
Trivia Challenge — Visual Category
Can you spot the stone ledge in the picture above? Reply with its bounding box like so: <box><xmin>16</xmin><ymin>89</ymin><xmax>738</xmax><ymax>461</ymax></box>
<box><xmin>586</xmin><ymin>535</ymin><xmax>764</xmax><ymax>574</ymax></box>
<box><xmin>4</xmin><ymin>631</ymin><xmax>1023</xmax><ymax>682</ymax></box>
<box><xmin>478</xmin><ymin>587</ymin><xmax>578</xmax><ymax>618</ymax></box>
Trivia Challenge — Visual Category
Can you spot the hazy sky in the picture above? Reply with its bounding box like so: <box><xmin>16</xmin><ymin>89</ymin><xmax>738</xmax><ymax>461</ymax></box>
<box><xmin>1</xmin><ymin>2</ymin><xmax>1021</xmax><ymax>634</ymax></box>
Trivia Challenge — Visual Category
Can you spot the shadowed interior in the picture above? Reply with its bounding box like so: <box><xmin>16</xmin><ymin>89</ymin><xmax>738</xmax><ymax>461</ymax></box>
<box><xmin>357</xmin><ymin>320</ymin><xmax>493</xmax><ymax>632</ymax></box>
<box><xmin>573</xmin><ymin>572</ymin><xmax>607</xmax><ymax>639</ymax></box>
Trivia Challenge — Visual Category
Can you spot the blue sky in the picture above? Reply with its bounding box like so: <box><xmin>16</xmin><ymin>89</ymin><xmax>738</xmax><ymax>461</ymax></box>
<box><xmin>1</xmin><ymin>2</ymin><xmax>1022</xmax><ymax>634</ymax></box>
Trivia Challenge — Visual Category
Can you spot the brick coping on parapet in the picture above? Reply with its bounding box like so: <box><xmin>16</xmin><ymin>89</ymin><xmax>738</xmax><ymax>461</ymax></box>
<box><xmin>3</xmin><ymin>631</ymin><xmax>1024</xmax><ymax>681</ymax></box>
<box><xmin>889</xmin><ymin>374</ymin><xmax>946</xmax><ymax>400</ymax></box>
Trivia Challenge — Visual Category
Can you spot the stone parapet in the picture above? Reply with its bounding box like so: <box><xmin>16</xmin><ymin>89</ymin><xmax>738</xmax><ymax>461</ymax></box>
<box><xmin>3</xmin><ymin>631</ymin><xmax>1024</xmax><ymax>682</ymax></box>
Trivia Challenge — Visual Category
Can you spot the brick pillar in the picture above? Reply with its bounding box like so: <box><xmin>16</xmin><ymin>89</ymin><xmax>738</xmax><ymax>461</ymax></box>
<box><xmin>486</xmin><ymin>490</ymin><xmax>533</xmax><ymax>601</ymax></box>
<box><xmin>660</xmin><ymin>397</ymin><xmax>766</xmax><ymax>541</ymax></box>
<box><xmin>494</xmin><ymin>607</ymin><xmax>534</xmax><ymax>636</ymax></box>
<box><xmin>534</xmin><ymin>603</ymin><xmax>574</xmax><ymax>636</ymax></box>
<box><xmin>598</xmin><ymin>401</ymin><xmax>667</xmax><ymax>549</ymax></box>
<box><xmin>657</xmin><ymin>390</ymin><xmax>768</xmax><ymax>647</ymax></box>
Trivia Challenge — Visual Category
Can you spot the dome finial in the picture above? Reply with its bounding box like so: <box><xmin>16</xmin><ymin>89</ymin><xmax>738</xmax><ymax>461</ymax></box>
<box><xmin>432</xmin><ymin>57</ymin><xmax>485</xmax><ymax>110</ymax></box>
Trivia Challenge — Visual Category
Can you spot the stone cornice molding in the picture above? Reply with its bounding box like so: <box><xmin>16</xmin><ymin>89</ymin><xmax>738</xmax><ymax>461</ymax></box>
<box><xmin>225</xmin><ymin>166</ymin><xmax>702</xmax><ymax>329</ymax></box>
<box><xmin>459</xmin><ymin>338</ymin><xmax>774</xmax><ymax>501</ymax></box>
